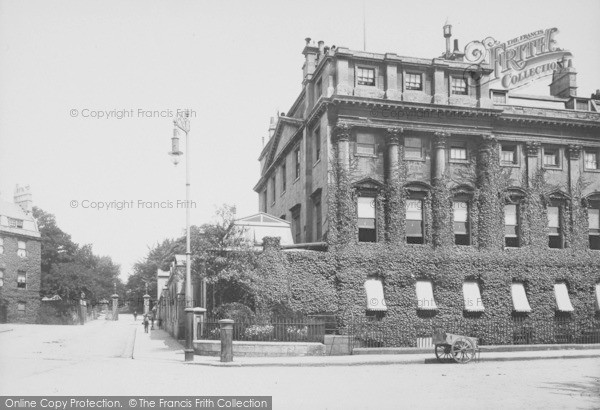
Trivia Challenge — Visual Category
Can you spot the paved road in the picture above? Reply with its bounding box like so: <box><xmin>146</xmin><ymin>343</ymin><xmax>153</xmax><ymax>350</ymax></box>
<box><xmin>1</xmin><ymin>317</ymin><xmax>599</xmax><ymax>409</ymax></box>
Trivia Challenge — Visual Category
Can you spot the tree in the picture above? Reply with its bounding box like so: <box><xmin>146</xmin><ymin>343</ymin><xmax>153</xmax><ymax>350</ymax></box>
<box><xmin>126</xmin><ymin>238</ymin><xmax>182</xmax><ymax>311</ymax></box>
<box><xmin>33</xmin><ymin>207</ymin><xmax>122</xmax><ymax>304</ymax></box>
<box><xmin>126</xmin><ymin>204</ymin><xmax>259</xmax><ymax>314</ymax></box>
<box><xmin>32</xmin><ymin>207</ymin><xmax>78</xmax><ymax>274</ymax></box>
<box><xmin>191</xmin><ymin>205</ymin><xmax>258</xmax><ymax>311</ymax></box>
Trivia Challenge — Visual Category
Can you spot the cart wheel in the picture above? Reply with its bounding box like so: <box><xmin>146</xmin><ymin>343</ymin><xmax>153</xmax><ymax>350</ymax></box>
<box><xmin>434</xmin><ymin>344</ymin><xmax>453</xmax><ymax>362</ymax></box>
<box><xmin>451</xmin><ymin>337</ymin><xmax>475</xmax><ymax>364</ymax></box>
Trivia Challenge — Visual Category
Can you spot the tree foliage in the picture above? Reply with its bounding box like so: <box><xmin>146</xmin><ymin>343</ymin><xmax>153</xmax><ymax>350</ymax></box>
<box><xmin>32</xmin><ymin>207</ymin><xmax>122</xmax><ymax>304</ymax></box>
<box><xmin>126</xmin><ymin>204</ymin><xmax>259</xmax><ymax>313</ymax></box>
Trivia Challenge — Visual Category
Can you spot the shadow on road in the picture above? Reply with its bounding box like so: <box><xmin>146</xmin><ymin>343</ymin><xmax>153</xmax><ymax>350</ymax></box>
<box><xmin>538</xmin><ymin>376</ymin><xmax>600</xmax><ymax>400</ymax></box>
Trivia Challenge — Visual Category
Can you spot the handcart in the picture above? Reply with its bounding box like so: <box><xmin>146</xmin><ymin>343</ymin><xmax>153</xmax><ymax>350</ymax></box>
<box><xmin>432</xmin><ymin>330</ymin><xmax>478</xmax><ymax>363</ymax></box>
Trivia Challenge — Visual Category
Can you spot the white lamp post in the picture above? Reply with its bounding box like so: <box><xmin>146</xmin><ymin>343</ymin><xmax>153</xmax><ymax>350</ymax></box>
<box><xmin>169</xmin><ymin>110</ymin><xmax>195</xmax><ymax>362</ymax></box>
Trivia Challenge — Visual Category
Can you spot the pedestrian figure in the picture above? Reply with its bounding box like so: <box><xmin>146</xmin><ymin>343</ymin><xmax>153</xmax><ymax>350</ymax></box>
<box><xmin>133</xmin><ymin>311</ymin><xmax>137</xmax><ymax>321</ymax></box>
<box><xmin>143</xmin><ymin>315</ymin><xmax>149</xmax><ymax>333</ymax></box>
<box><xmin>150</xmin><ymin>312</ymin><xmax>155</xmax><ymax>330</ymax></box>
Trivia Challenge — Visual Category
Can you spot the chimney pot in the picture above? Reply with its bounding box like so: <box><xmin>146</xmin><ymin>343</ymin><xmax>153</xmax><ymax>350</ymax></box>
<box><xmin>14</xmin><ymin>184</ymin><xmax>33</xmax><ymax>213</ymax></box>
<box><xmin>305</xmin><ymin>37</ymin><xmax>311</xmax><ymax>45</ymax></box>
<box><xmin>453</xmin><ymin>39</ymin><xmax>460</xmax><ymax>52</ymax></box>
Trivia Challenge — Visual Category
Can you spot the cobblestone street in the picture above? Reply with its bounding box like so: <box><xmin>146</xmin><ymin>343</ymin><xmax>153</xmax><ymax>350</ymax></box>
<box><xmin>1</xmin><ymin>317</ymin><xmax>599</xmax><ymax>409</ymax></box>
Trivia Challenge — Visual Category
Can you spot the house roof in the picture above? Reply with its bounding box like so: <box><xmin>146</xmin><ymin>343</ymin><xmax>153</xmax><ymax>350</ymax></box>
<box><xmin>234</xmin><ymin>212</ymin><xmax>294</xmax><ymax>246</ymax></box>
<box><xmin>0</xmin><ymin>199</ymin><xmax>40</xmax><ymax>238</ymax></box>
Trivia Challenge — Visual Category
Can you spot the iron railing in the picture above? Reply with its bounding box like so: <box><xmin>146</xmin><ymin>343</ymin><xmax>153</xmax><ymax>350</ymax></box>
<box><xmin>197</xmin><ymin>315</ymin><xmax>338</xmax><ymax>343</ymax></box>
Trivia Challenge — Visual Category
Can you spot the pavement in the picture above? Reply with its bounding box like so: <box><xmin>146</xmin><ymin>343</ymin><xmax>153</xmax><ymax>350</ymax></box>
<box><xmin>130</xmin><ymin>322</ymin><xmax>600</xmax><ymax>367</ymax></box>
<box><xmin>2</xmin><ymin>317</ymin><xmax>599</xmax><ymax>408</ymax></box>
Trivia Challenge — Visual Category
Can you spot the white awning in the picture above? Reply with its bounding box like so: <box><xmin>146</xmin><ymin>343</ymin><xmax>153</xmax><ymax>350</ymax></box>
<box><xmin>554</xmin><ymin>282</ymin><xmax>574</xmax><ymax>312</ymax></box>
<box><xmin>365</xmin><ymin>278</ymin><xmax>387</xmax><ymax>311</ymax></box>
<box><xmin>595</xmin><ymin>283</ymin><xmax>600</xmax><ymax>311</ymax></box>
<box><xmin>511</xmin><ymin>282</ymin><xmax>531</xmax><ymax>313</ymax></box>
<box><xmin>463</xmin><ymin>281</ymin><xmax>484</xmax><ymax>312</ymax></box>
<box><xmin>416</xmin><ymin>280</ymin><xmax>437</xmax><ymax>310</ymax></box>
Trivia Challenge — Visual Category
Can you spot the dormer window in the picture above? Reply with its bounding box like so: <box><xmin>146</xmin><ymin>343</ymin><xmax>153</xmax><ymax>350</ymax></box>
<box><xmin>576</xmin><ymin>99</ymin><xmax>589</xmax><ymax>111</ymax></box>
<box><xmin>356</xmin><ymin>67</ymin><xmax>375</xmax><ymax>86</ymax></box>
<box><xmin>405</xmin><ymin>73</ymin><xmax>422</xmax><ymax>91</ymax></box>
<box><xmin>8</xmin><ymin>218</ymin><xmax>24</xmax><ymax>229</ymax></box>
<box><xmin>491</xmin><ymin>90</ymin><xmax>507</xmax><ymax>104</ymax></box>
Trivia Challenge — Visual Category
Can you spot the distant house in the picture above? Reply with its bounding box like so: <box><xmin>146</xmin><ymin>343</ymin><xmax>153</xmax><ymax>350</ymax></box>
<box><xmin>0</xmin><ymin>185</ymin><xmax>41</xmax><ymax>323</ymax></box>
<box><xmin>234</xmin><ymin>212</ymin><xmax>294</xmax><ymax>247</ymax></box>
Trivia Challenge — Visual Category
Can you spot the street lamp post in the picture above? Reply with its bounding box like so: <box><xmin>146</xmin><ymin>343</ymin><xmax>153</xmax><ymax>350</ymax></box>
<box><xmin>169</xmin><ymin>110</ymin><xmax>195</xmax><ymax>362</ymax></box>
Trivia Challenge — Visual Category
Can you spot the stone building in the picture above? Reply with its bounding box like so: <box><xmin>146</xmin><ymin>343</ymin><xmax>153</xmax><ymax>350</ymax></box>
<box><xmin>254</xmin><ymin>30</ymin><xmax>600</xmax><ymax>251</ymax></box>
<box><xmin>0</xmin><ymin>185</ymin><xmax>41</xmax><ymax>323</ymax></box>
<box><xmin>252</xmin><ymin>29</ymin><xmax>600</xmax><ymax>339</ymax></box>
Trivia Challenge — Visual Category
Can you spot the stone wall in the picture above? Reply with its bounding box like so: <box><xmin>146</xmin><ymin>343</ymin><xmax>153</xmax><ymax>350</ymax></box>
<box><xmin>0</xmin><ymin>236</ymin><xmax>41</xmax><ymax>323</ymax></box>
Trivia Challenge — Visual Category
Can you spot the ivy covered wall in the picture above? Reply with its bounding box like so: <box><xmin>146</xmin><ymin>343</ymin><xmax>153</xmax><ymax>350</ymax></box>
<box><xmin>253</xmin><ymin>243</ymin><xmax>600</xmax><ymax>346</ymax></box>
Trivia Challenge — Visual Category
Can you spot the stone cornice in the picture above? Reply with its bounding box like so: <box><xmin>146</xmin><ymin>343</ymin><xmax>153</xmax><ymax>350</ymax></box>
<box><xmin>335</xmin><ymin>116</ymin><xmax>493</xmax><ymax>137</ymax></box>
<box><xmin>499</xmin><ymin>107</ymin><xmax>600</xmax><ymax>129</ymax></box>
<box><xmin>331</xmin><ymin>96</ymin><xmax>502</xmax><ymax>118</ymax></box>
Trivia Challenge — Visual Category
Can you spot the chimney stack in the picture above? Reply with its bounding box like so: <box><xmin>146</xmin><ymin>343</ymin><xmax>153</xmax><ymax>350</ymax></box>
<box><xmin>14</xmin><ymin>184</ymin><xmax>32</xmax><ymax>213</ymax></box>
<box><xmin>268</xmin><ymin>116</ymin><xmax>277</xmax><ymax>140</ymax></box>
<box><xmin>443</xmin><ymin>23</ymin><xmax>452</xmax><ymax>59</ymax></box>
<box><xmin>549</xmin><ymin>57</ymin><xmax>577</xmax><ymax>98</ymax></box>
<box><xmin>302</xmin><ymin>37</ymin><xmax>319</xmax><ymax>82</ymax></box>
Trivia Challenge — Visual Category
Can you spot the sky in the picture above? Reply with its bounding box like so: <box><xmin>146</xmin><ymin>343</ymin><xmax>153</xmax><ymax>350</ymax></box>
<box><xmin>1</xmin><ymin>0</ymin><xmax>599</xmax><ymax>280</ymax></box>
